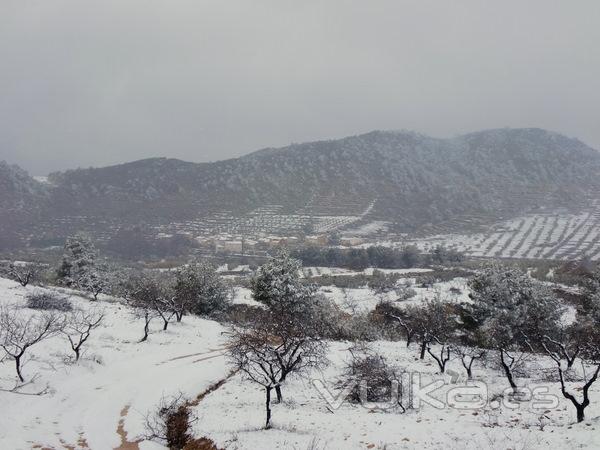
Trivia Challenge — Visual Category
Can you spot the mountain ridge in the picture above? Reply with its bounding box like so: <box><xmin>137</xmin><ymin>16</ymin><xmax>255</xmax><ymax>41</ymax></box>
<box><xmin>1</xmin><ymin>128</ymin><xmax>599</xmax><ymax>249</ymax></box>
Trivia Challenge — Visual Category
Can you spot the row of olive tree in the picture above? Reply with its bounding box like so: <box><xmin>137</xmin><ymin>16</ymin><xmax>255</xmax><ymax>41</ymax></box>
<box><xmin>292</xmin><ymin>244</ymin><xmax>463</xmax><ymax>271</ymax></box>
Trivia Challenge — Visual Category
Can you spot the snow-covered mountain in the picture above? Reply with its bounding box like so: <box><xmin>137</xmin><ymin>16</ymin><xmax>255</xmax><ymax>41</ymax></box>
<box><xmin>1</xmin><ymin>128</ymin><xmax>599</xmax><ymax>248</ymax></box>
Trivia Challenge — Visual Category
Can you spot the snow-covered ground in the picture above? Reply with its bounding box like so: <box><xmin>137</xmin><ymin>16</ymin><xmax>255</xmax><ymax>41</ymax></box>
<box><xmin>197</xmin><ymin>339</ymin><xmax>600</xmax><ymax>450</ymax></box>
<box><xmin>0</xmin><ymin>278</ymin><xmax>229</xmax><ymax>450</ymax></box>
<box><xmin>342</xmin><ymin>220</ymin><xmax>390</xmax><ymax>237</ymax></box>
<box><xmin>319</xmin><ymin>278</ymin><xmax>470</xmax><ymax>314</ymax></box>
<box><xmin>1</xmin><ymin>277</ymin><xmax>600</xmax><ymax>449</ymax></box>
<box><xmin>301</xmin><ymin>267</ymin><xmax>432</xmax><ymax>278</ymax></box>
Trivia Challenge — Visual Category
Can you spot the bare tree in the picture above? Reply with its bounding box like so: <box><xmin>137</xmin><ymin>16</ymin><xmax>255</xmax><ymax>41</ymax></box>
<box><xmin>0</xmin><ymin>306</ymin><xmax>63</xmax><ymax>382</ymax></box>
<box><xmin>228</xmin><ymin>325</ymin><xmax>283</xmax><ymax>428</ymax></box>
<box><xmin>405</xmin><ymin>298</ymin><xmax>456</xmax><ymax>363</ymax></box>
<box><xmin>375</xmin><ymin>301</ymin><xmax>415</xmax><ymax>347</ymax></box>
<box><xmin>167</xmin><ymin>293</ymin><xmax>187</xmax><ymax>323</ymax></box>
<box><xmin>153</xmin><ymin>296</ymin><xmax>175</xmax><ymax>331</ymax></box>
<box><xmin>1</xmin><ymin>261</ymin><xmax>42</xmax><ymax>287</ymax></box>
<box><xmin>556</xmin><ymin>351</ymin><xmax>600</xmax><ymax>424</ymax></box>
<box><xmin>452</xmin><ymin>345</ymin><xmax>486</xmax><ymax>379</ymax></box>
<box><xmin>541</xmin><ymin>341</ymin><xmax>600</xmax><ymax>422</ymax></box>
<box><xmin>62</xmin><ymin>308</ymin><xmax>104</xmax><ymax>361</ymax></box>
<box><xmin>539</xmin><ymin>291</ymin><xmax>600</xmax><ymax>423</ymax></box>
<box><xmin>133</xmin><ymin>303</ymin><xmax>159</xmax><ymax>343</ymax></box>
<box><xmin>427</xmin><ymin>344</ymin><xmax>452</xmax><ymax>374</ymax></box>
<box><xmin>75</xmin><ymin>265</ymin><xmax>110</xmax><ymax>301</ymax></box>
<box><xmin>125</xmin><ymin>274</ymin><xmax>173</xmax><ymax>337</ymax></box>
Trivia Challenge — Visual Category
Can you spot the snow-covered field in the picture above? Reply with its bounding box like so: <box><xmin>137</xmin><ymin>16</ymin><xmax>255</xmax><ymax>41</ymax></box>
<box><xmin>405</xmin><ymin>207</ymin><xmax>600</xmax><ymax>261</ymax></box>
<box><xmin>0</xmin><ymin>278</ymin><xmax>229</xmax><ymax>449</ymax></box>
<box><xmin>318</xmin><ymin>278</ymin><xmax>470</xmax><ymax>314</ymax></box>
<box><xmin>301</xmin><ymin>267</ymin><xmax>433</xmax><ymax>278</ymax></box>
<box><xmin>198</xmin><ymin>339</ymin><xmax>600</xmax><ymax>450</ymax></box>
<box><xmin>1</xmin><ymin>277</ymin><xmax>600</xmax><ymax>449</ymax></box>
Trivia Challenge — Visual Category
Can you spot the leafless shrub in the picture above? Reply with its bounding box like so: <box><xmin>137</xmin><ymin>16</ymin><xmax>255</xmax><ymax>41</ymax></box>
<box><xmin>339</xmin><ymin>348</ymin><xmax>404</xmax><ymax>410</ymax></box>
<box><xmin>144</xmin><ymin>393</ymin><xmax>196</xmax><ymax>449</ymax></box>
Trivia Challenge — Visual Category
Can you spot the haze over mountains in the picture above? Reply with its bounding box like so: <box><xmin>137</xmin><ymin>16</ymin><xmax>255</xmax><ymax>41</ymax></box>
<box><xmin>1</xmin><ymin>127</ymin><xmax>599</xmax><ymax>250</ymax></box>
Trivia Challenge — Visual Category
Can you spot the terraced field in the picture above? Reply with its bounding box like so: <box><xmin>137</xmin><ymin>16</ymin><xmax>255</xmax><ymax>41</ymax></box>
<box><xmin>160</xmin><ymin>202</ymin><xmax>376</xmax><ymax>236</ymax></box>
<box><xmin>410</xmin><ymin>204</ymin><xmax>600</xmax><ymax>261</ymax></box>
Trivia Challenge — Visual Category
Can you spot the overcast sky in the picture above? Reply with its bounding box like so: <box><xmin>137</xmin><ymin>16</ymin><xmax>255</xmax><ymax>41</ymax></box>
<box><xmin>1</xmin><ymin>1</ymin><xmax>599</xmax><ymax>175</ymax></box>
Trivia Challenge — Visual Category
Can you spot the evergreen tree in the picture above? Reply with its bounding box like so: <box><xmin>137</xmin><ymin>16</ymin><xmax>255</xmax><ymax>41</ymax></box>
<box><xmin>467</xmin><ymin>264</ymin><xmax>563</xmax><ymax>391</ymax></box>
<box><xmin>57</xmin><ymin>234</ymin><xmax>98</xmax><ymax>286</ymax></box>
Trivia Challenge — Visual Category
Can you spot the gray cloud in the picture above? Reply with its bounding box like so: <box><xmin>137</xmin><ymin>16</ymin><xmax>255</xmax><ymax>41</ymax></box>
<box><xmin>1</xmin><ymin>0</ymin><xmax>599</xmax><ymax>174</ymax></box>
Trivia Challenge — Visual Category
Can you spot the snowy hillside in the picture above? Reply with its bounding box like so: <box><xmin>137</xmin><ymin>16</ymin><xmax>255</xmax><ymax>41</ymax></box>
<box><xmin>0</xmin><ymin>278</ymin><xmax>229</xmax><ymax>449</ymax></box>
<box><xmin>1</xmin><ymin>275</ymin><xmax>600</xmax><ymax>449</ymax></box>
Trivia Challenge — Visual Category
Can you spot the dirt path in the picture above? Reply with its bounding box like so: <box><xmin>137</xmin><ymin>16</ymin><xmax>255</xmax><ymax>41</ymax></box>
<box><xmin>188</xmin><ymin>370</ymin><xmax>238</xmax><ymax>407</ymax></box>
<box><xmin>114</xmin><ymin>405</ymin><xmax>142</xmax><ymax>450</ymax></box>
<box><xmin>155</xmin><ymin>346</ymin><xmax>228</xmax><ymax>366</ymax></box>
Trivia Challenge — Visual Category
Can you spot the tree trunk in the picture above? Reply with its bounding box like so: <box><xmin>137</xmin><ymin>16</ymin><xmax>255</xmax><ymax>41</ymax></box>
<box><xmin>499</xmin><ymin>350</ymin><xmax>517</xmax><ymax>391</ymax></box>
<box><xmin>275</xmin><ymin>385</ymin><xmax>282</xmax><ymax>403</ymax></box>
<box><xmin>419</xmin><ymin>340</ymin><xmax>427</xmax><ymax>360</ymax></box>
<box><xmin>265</xmin><ymin>387</ymin><xmax>272</xmax><ymax>428</ymax></box>
<box><xmin>427</xmin><ymin>346</ymin><xmax>449</xmax><ymax>373</ymax></box>
<box><xmin>15</xmin><ymin>355</ymin><xmax>24</xmax><ymax>382</ymax></box>
<box><xmin>74</xmin><ymin>347</ymin><xmax>81</xmax><ymax>361</ymax></box>
<box><xmin>176</xmin><ymin>311</ymin><xmax>183</xmax><ymax>322</ymax></box>
<box><xmin>140</xmin><ymin>319</ymin><xmax>150</xmax><ymax>342</ymax></box>
<box><xmin>576</xmin><ymin>405</ymin><xmax>585</xmax><ymax>423</ymax></box>
<box><xmin>162</xmin><ymin>318</ymin><xmax>169</xmax><ymax>331</ymax></box>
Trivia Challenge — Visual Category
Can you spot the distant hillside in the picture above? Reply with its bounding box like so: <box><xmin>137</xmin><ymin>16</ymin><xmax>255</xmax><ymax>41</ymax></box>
<box><xmin>1</xmin><ymin>128</ymin><xmax>599</xmax><ymax>249</ymax></box>
<box><xmin>0</xmin><ymin>161</ymin><xmax>48</xmax><ymax>248</ymax></box>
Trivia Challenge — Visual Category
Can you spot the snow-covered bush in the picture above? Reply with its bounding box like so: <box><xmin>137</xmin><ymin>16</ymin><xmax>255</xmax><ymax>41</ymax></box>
<box><xmin>467</xmin><ymin>264</ymin><xmax>563</xmax><ymax>392</ymax></box>
<box><xmin>173</xmin><ymin>261</ymin><xmax>231</xmax><ymax>317</ymax></box>
<box><xmin>396</xmin><ymin>285</ymin><xmax>417</xmax><ymax>301</ymax></box>
<box><xmin>26</xmin><ymin>291</ymin><xmax>72</xmax><ymax>312</ymax></box>
<box><xmin>339</xmin><ymin>348</ymin><xmax>404</xmax><ymax>409</ymax></box>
